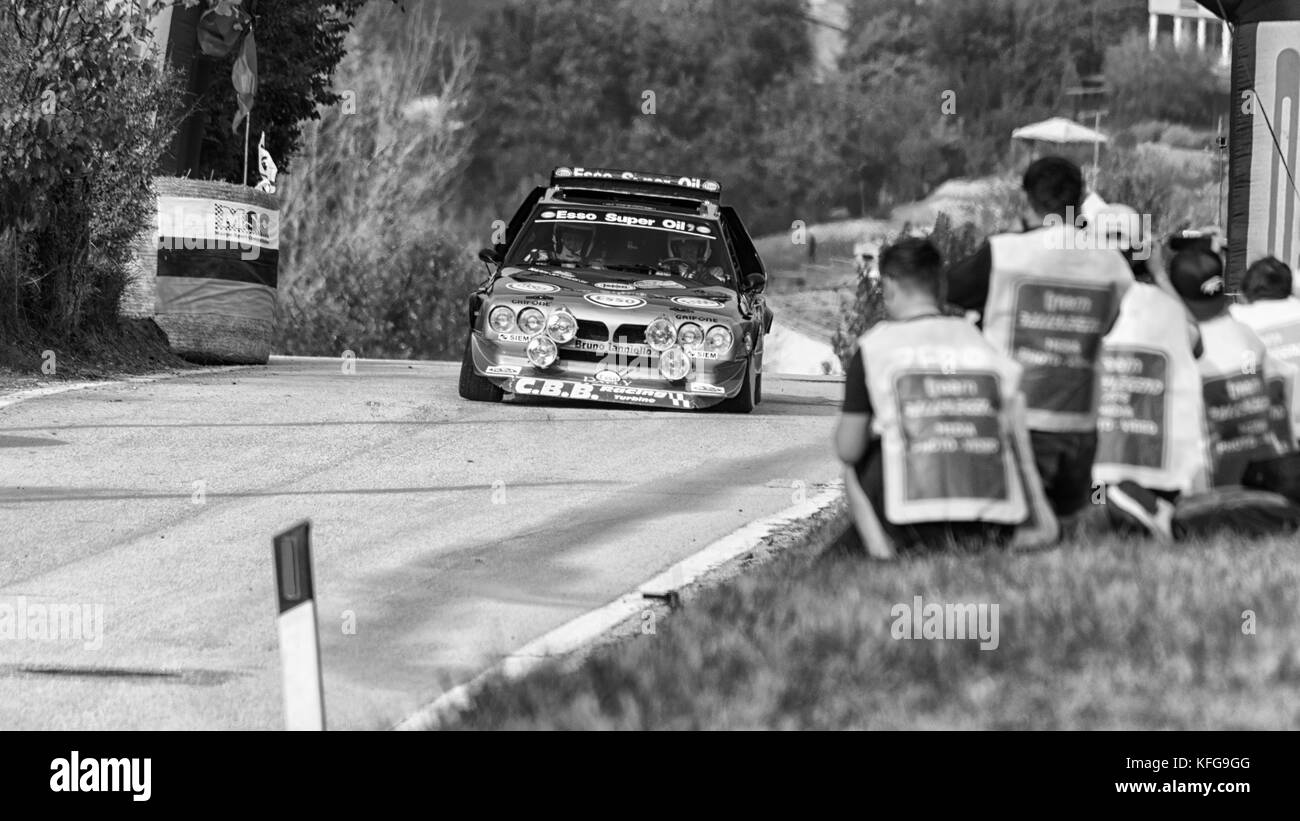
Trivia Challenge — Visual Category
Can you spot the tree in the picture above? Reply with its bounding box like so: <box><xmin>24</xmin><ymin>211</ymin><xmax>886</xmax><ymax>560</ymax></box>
<box><xmin>462</xmin><ymin>0</ymin><xmax>815</xmax><ymax>235</ymax></box>
<box><xmin>186</xmin><ymin>0</ymin><xmax>396</xmax><ymax>181</ymax></box>
<box><xmin>1</xmin><ymin>0</ymin><xmax>180</xmax><ymax>336</ymax></box>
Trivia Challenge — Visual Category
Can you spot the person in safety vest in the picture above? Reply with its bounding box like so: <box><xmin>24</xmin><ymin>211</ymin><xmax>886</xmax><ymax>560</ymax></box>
<box><xmin>1090</xmin><ymin>205</ymin><xmax>1205</xmax><ymax>541</ymax></box>
<box><xmin>946</xmin><ymin>157</ymin><xmax>1135</xmax><ymax>520</ymax></box>
<box><xmin>1167</xmin><ymin>247</ymin><xmax>1300</xmax><ymax>536</ymax></box>
<box><xmin>1225</xmin><ymin>257</ymin><xmax>1300</xmax><ymax>504</ymax></box>
<box><xmin>834</xmin><ymin>238</ymin><xmax>1057</xmax><ymax>558</ymax></box>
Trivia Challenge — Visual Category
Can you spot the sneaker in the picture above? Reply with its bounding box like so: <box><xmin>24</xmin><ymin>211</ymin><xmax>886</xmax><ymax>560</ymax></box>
<box><xmin>1107</xmin><ymin>481</ymin><xmax>1174</xmax><ymax>543</ymax></box>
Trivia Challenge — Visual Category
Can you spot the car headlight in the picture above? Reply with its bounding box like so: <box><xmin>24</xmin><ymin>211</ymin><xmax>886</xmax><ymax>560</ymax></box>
<box><xmin>546</xmin><ymin>309</ymin><xmax>577</xmax><ymax>343</ymax></box>
<box><xmin>518</xmin><ymin>307</ymin><xmax>546</xmax><ymax>336</ymax></box>
<box><xmin>704</xmin><ymin>325</ymin><xmax>733</xmax><ymax>354</ymax></box>
<box><xmin>646</xmin><ymin>317</ymin><xmax>676</xmax><ymax>352</ymax></box>
<box><xmin>526</xmin><ymin>335</ymin><xmax>558</xmax><ymax>368</ymax></box>
<box><xmin>676</xmin><ymin>322</ymin><xmax>703</xmax><ymax>349</ymax></box>
<box><xmin>489</xmin><ymin>306</ymin><xmax>515</xmax><ymax>333</ymax></box>
<box><xmin>659</xmin><ymin>346</ymin><xmax>692</xmax><ymax>380</ymax></box>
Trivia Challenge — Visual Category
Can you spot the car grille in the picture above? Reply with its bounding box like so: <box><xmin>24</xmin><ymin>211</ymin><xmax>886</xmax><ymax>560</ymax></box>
<box><xmin>612</xmin><ymin>324</ymin><xmax>647</xmax><ymax>345</ymax></box>
<box><xmin>576</xmin><ymin>319</ymin><xmax>607</xmax><ymax>342</ymax></box>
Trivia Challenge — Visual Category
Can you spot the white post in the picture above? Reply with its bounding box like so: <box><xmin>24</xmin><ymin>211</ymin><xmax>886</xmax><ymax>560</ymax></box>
<box><xmin>1197</xmin><ymin>18</ymin><xmax>1207</xmax><ymax>51</ymax></box>
<box><xmin>1222</xmin><ymin>21</ymin><xmax>1231</xmax><ymax>66</ymax></box>
<box><xmin>1173</xmin><ymin>15</ymin><xmax>1184</xmax><ymax>49</ymax></box>
<box><xmin>1149</xmin><ymin>13</ymin><xmax>1159</xmax><ymax>49</ymax></box>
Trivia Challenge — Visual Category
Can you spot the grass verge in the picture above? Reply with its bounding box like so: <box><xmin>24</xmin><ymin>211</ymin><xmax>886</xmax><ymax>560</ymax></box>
<box><xmin>440</xmin><ymin>508</ymin><xmax>1300</xmax><ymax>730</ymax></box>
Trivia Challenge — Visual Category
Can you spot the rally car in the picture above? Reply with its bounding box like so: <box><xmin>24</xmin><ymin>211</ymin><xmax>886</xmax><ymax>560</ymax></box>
<box><xmin>458</xmin><ymin>166</ymin><xmax>774</xmax><ymax>411</ymax></box>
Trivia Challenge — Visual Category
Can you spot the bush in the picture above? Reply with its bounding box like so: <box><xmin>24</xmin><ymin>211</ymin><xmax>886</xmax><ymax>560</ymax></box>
<box><xmin>831</xmin><ymin>212</ymin><xmax>982</xmax><ymax>368</ymax></box>
<box><xmin>1160</xmin><ymin>124</ymin><xmax>1212</xmax><ymax>150</ymax></box>
<box><xmin>274</xmin><ymin>3</ymin><xmax>482</xmax><ymax>359</ymax></box>
<box><xmin>276</xmin><ymin>238</ymin><xmax>483</xmax><ymax>360</ymax></box>
<box><xmin>1127</xmin><ymin>120</ymin><xmax>1173</xmax><ymax>145</ymax></box>
<box><xmin>1097</xmin><ymin>144</ymin><xmax>1221</xmax><ymax>236</ymax></box>
<box><xmin>0</xmin><ymin>1</ymin><xmax>179</xmax><ymax>340</ymax></box>
<box><xmin>1104</xmin><ymin>32</ymin><xmax>1229</xmax><ymax>127</ymax></box>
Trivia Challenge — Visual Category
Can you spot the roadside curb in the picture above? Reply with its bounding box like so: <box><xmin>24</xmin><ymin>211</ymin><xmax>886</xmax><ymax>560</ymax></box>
<box><xmin>393</xmin><ymin>483</ymin><xmax>848</xmax><ymax>731</ymax></box>
<box><xmin>0</xmin><ymin>366</ymin><xmax>249</xmax><ymax>411</ymax></box>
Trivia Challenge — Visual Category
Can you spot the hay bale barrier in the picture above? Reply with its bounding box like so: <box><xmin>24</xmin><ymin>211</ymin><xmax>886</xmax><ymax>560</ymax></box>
<box><xmin>126</xmin><ymin>177</ymin><xmax>280</xmax><ymax>365</ymax></box>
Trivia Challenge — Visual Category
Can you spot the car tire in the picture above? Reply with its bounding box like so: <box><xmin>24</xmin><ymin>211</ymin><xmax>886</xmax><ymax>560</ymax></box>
<box><xmin>718</xmin><ymin>356</ymin><xmax>756</xmax><ymax>413</ymax></box>
<box><xmin>458</xmin><ymin>335</ymin><xmax>504</xmax><ymax>402</ymax></box>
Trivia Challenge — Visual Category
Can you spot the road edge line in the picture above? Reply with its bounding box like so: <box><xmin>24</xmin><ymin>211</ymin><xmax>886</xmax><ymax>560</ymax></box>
<box><xmin>0</xmin><ymin>366</ymin><xmax>249</xmax><ymax>411</ymax></box>
<box><xmin>392</xmin><ymin>484</ymin><xmax>845</xmax><ymax>731</ymax></box>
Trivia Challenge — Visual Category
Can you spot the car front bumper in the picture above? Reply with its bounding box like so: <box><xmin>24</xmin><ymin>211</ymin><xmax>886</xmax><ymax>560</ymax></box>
<box><xmin>469</xmin><ymin>330</ymin><xmax>748</xmax><ymax>410</ymax></box>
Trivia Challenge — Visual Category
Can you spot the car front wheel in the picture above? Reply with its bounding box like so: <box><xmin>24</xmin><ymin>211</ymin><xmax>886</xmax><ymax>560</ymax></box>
<box><xmin>718</xmin><ymin>355</ymin><xmax>756</xmax><ymax>413</ymax></box>
<box><xmin>458</xmin><ymin>335</ymin><xmax>504</xmax><ymax>402</ymax></box>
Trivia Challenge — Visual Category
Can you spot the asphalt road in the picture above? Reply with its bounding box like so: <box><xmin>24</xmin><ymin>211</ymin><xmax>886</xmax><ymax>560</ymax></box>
<box><xmin>0</xmin><ymin>356</ymin><xmax>843</xmax><ymax>729</ymax></box>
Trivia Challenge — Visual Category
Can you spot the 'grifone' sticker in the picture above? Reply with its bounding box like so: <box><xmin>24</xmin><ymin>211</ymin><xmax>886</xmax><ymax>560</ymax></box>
<box><xmin>506</xmin><ymin>281</ymin><xmax>560</xmax><ymax>293</ymax></box>
<box><xmin>584</xmin><ymin>293</ymin><xmax>646</xmax><ymax>309</ymax></box>
<box><xmin>671</xmin><ymin>296</ymin><xmax>723</xmax><ymax>310</ymax></box>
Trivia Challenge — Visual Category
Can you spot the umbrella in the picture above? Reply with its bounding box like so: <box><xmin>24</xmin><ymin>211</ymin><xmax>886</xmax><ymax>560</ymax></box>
<box><xmin>1011</xmin><ymin>116</ymin><xmax>1109</xmax><ymax>145</ymax></box>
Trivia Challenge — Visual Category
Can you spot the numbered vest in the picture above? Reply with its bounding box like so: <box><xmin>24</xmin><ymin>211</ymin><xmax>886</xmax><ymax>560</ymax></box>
<box><xmin>1196</xmin><ymin>315</ymin><xmax>1277</xmax><ymax>488</ymax></box>
<box><xmin>1230</xmin><ymin>297</ymin><xmax>1300</xmax><ymax>367</ymax></box>
<box><xmin>1093</xmin><ymin>284</ymin><xmax>1207</xmax><ymax>494</ymax></box>
<box><xmin>985</xmin><ymin>227</ymin><xmax>1134</xmax><ymax>432</ymax></box>
<box><xmin>859</xmin><ymin>316</ymin><xmax>1027</xmax><ymax>525</ymax></box>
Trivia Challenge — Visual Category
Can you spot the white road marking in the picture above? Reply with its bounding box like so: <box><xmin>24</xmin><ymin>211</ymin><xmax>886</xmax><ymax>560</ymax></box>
<box><xmin>393</xmin><ymin>483</ymin><xmax>844</xmax><ymax>731</ymax></box>
<box><xmin>0</xmin><ymin>367</ymin><xmax>246</xmax><ymax>411</ymax></box>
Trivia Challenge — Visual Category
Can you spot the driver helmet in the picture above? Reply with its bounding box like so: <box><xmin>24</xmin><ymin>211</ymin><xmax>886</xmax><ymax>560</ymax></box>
<box><xmin>667</xmin><ymin>234</ymin><xmax>711</xmax><ymax>263</ymax></box>
<box><xmin>553</xmin><ymin>223</ymin><xmax>595</xmax><ymax>259</ymax></box>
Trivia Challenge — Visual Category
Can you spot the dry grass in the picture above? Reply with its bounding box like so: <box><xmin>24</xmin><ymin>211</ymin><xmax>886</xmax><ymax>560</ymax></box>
<box><xmin>441</xmin><ymin>509</ymin><xmax>1300</xmax><ymax>730</ymax></box>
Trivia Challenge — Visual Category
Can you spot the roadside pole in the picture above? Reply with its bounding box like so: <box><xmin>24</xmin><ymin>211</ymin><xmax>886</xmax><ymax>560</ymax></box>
<box><xmin>273</xmin><ymin>521</ymin><xmax>326</xmax><ymax>731</ymax></box>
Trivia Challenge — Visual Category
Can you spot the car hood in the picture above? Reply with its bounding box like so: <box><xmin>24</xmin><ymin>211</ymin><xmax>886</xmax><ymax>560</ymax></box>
<box><xmin>492</xmin><ymin>265</ymin><xmax>738</xmax><ymax>320</ymax></box>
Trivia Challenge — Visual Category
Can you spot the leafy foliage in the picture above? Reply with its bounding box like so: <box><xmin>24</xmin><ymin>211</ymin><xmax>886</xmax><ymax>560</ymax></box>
<box><xmin>191</xmin><ymin>0</ymin><xmax>392</xmax><ymax>181</ymax></box>
<box><xmin>830</xmin><ymin>212</ymin><xmax>985</xmax><ymax>368</ymax></box>
<box><xmin>0</xmin><ymin>0</ymin><xmax>181</xmax><ymax>337</ymax></box>
<box><xmin>1104</xmin><ymin>32</ymin><xmax>1231</xmax><ymax>128</ymax></box>
<box><xmin>274</xmin><ymin>3</ymin><xmax>482</xmax><ymax>359</ymax></box>
<box><xmin>463</xmin><ymin>0</ymin><xmax>815</xmax><ymax>236</ymax></box>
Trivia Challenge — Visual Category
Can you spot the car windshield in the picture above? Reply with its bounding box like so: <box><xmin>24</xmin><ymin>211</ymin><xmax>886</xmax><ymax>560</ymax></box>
<box><xmin>505</xmin><ymin>206</ymin><xmax>735</xmax><ymax>287</ymax></box>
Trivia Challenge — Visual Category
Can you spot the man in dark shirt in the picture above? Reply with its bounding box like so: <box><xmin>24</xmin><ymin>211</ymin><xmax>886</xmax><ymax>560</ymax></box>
<box><xmin>836</xmin><ymin>239</ymin><xmax>1030</xmax><ymax>556</ymax></box>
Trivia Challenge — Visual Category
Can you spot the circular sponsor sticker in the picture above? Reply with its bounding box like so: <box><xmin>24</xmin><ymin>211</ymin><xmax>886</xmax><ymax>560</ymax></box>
<box><xmin>671</xmin><ymin>296</ymin><xmax>724</xmax><ymax>309</ymax></box>
<box><xmin>696</xmin><ymin>225</ymin><xmax>711</xmax><ymax>234</ymax></box>
<box><xmin>506</xmin><ymin>281</ymin><xmax>560</xmax><ymax>293</ymax></box>
<box><xmin>633</xmin><ymin>279</ymin><xmax>687</xmax><ymax>290</ymax></box>
<box><xmin>540</xmin><ymin>210</ymin><xmax>556</xmax><ymax>219</ymax></box>
<box><xmin>595</xmin><ymin>282</ymin><xmax>637</xmax><ymax>291</ymax></box>
<box><xmin>584</xmin><ymin>292</ymin><xmax>646</xmax><ymax>309</ymax></box>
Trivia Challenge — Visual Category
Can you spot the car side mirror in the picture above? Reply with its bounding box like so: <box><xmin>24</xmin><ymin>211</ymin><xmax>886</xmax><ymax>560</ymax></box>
<box><xmin>745</xmin><ymin>272</ymin><xmax>766</xmax><ymax>292</ymax></box>
<box><xmin>478</xmin><ymin>247</ymin><xmax>503</xmax><ymax>265</ymax></box>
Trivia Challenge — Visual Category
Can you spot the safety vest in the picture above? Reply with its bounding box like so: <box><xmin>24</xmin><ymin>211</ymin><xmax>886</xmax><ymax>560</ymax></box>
<box><xmin>1230</xmin><ymin>297</ymin><xmax>1300</xmax><ymax>367</ymax></box>
<box><xmin>1195</xmin><ymin>315</ymin><xmax>1279</xmax><ymax>488</ymax></box>
<box><xmin>985</xmin><ymin>226</ymin><xmax>1134</xmax><ymax>432</ymax></box>
<box><xmin>858</xmin><ymin>315</ymin><xmax>1027</xmax><ymax>525</ymax></box>
<box><xmin>1093</xmin><ymin>283</ymin><xmax>1207</xmax><ymax>494</ymax></box>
